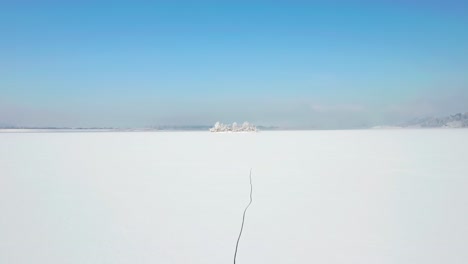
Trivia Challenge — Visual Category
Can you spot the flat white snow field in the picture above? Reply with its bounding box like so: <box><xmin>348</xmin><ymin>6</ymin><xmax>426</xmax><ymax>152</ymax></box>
<box><xmin>1</xmin><ymin>130</ymin><xmax>467</xmax><ymax>264</ymax></box>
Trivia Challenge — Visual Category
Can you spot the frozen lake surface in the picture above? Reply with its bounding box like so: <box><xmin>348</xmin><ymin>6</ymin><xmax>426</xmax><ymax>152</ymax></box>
<box><xmin>1</xmin><ymin>130</ymin><xmax>467</xmax><ymax>264</ymax></box>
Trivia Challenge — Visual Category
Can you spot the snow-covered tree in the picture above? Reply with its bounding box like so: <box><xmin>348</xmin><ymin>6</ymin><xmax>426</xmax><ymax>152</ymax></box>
<box><xmin>210</xmin><ymin>122</ymin><xmax>228</xmax><ymax>132</ymax></box>
<box><xmin>209</xmin><ymin>121</ymin><xmax>257</xmax><ymax>132</ymax></box>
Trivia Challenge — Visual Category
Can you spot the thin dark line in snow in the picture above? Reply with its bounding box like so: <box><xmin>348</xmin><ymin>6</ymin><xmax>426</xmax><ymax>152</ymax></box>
<box><xmin>234</xmin><ymin>169</ymin><xmax>253</xmax><ymax>264</ymax></box>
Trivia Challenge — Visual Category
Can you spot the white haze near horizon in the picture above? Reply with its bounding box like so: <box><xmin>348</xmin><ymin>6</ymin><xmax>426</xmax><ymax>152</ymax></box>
<box><xmin>2</xmin><ymin>89</ymin><xmax>468</xmax><ymax>129</ymax></box>
<box><xmin>1</xmin><ymin>130</ymin><xmax>467</xmax><ymax>264</ymax></box>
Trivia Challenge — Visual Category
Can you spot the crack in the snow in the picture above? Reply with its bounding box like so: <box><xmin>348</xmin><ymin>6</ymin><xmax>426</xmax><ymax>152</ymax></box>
<box><xmin>234</xmin><ymin>169</ymin><xmax>253</xmax><ymax>264</ymax></box>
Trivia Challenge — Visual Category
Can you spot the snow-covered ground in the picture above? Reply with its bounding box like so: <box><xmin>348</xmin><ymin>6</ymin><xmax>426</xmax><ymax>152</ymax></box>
<box><xmin>1</xmin><ymin>130</ymin><xmax>467</xmax><ymax>264</ymax></box>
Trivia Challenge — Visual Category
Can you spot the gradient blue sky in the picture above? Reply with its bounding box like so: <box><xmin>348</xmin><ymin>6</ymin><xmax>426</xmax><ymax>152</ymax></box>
<box><xmin>1</xmin><ymin>0</ymin><xmax>468</xmax><ymax>128</ymax></box>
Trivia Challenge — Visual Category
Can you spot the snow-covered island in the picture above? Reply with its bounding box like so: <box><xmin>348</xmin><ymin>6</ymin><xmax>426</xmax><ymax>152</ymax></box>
<box><xmin>403</xmin><ymin>112</ymin><xmax>468</xmax><ymax>128</ymax></box>
<box><xmin>209</xmin><ymin>122</ymin><xmax>257</xmax><ymax>132</ymax></box>
<box><xmin>372</xmin><ymin>112</ymin><xmax>468</xmax><ymax>129</ymax></box>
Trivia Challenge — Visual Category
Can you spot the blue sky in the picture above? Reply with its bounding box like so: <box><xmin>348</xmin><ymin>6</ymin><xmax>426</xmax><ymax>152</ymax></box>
<box><xmin>1</xmin><ymin>1</ymin><xmax>468</xmax><ymax>128</ymax></box>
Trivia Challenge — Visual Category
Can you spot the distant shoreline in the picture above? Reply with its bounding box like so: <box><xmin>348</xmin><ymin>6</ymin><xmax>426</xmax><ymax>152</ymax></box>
<box><xmin>1</xmin><ymin>127</ymin><xmax>468</xmax><ymax>133</ymax></box>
